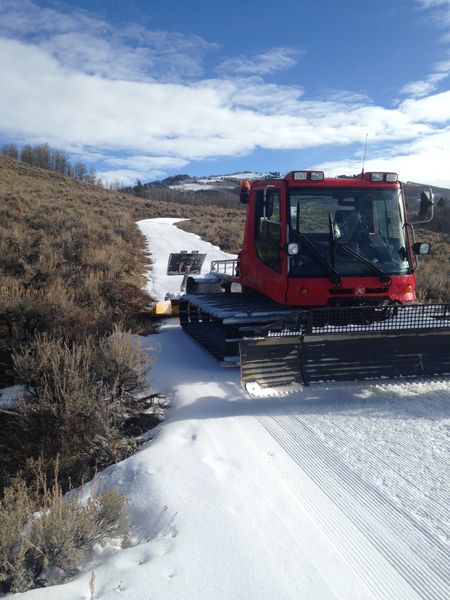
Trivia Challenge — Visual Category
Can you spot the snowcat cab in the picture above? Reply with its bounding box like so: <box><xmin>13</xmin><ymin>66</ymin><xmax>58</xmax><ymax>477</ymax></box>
<box><xmin>179</xmin><ymin>170</ymin><xmax>450</xmax><ymax>395</ymax></box>
<box><xmin>239</xmin><ymin>170</ymin><xmax>427</xmax><ymax>308</ymax></box>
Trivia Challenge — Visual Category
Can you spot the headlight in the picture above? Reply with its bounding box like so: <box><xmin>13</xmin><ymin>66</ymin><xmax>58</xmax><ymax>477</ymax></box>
<box><xmin>370</xmin><ymin>173</ymin><xmax>384</xmax><ymax>182</ymax></box>
<box><xmin>385</xmin><ymin>173</ymin><xmax>398</xmax><ymax>182</ymax></box>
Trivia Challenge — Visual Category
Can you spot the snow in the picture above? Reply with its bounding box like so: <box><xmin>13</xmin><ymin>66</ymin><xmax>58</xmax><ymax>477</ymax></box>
<box><xmin>169</xmin><ymin>182</ymin><xmax>229</xmax><ymax>191</ymax></box>
<box><xmin>168</xmin><ymin>172</ymin><xmax>268</xmax><ymax>191</ymax></box>
<box><xmin>0</xmin><ymin>385</ymin><xmax>24</xmax><ymax>409</ymax></box>
<box><xmin>139</xmin><ymin>217</ymin><xmax>236</xmax><ymax>302</ymax></box>
<box><xmin>12</xmin><ymin>218</ymin><xmax>450</xmax><ymax>600</ymax></box>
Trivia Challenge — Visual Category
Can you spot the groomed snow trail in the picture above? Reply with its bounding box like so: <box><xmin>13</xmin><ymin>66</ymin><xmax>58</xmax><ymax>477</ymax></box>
<box><xmin>14</xmin><ymin>218</ymin><xmax>450</xmax><ymax>600</ymax></box>
<box><xmin>144</xmin><ymin>329</ymin><xmax>450</xmax><ymax>600</ymax></box>
<box><xmin>250</xmin><ymin>391</ymin><xmax>450</xmax><ymax>600</ymax></box>
<box><xmin>138</xmin><ymin>218</ymin><xmax>450</xmax><ymax>600</ymax></box>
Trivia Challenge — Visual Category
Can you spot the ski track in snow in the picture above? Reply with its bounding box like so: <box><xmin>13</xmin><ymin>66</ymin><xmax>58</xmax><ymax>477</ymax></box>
<box><xmin>14</xmin><ymin>217</ymin><xmax>450</xmax><ymax>600</ymax></box>
<box><xmin>251</xmin><ymin>397</ymin><xmax>450</xmax><ymax>600</ymax></box>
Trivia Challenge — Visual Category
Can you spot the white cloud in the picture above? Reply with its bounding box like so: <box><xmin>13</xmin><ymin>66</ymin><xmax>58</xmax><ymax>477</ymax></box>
<box><xmin>418</xmin><ymin>0</ymin><xmax>450</xmax><ymax>10</ymax></box>
<box><xmin>218</xmin><ymin>47</ymin><xmax>301</xmax><ymax>76</ymax></box>
<box><xmin>199</xmin><ymin>76</ymin><xmax>306</xmax><ymax>115</ymax></box>
<box><xmin>418</xmin><ymin>0</ymin><xmax>450</xmax><ymax>25</ymax></box>
<box><xmin>399</xmin><ymin>2</ymin><xmax>450</xmax><ymax>97</ymax></box>
<box><xmin>103</xmin><ymin>156</ymin><xmax>189</xmax><ymax>170</ymax></box>
<box><xmin>96</xmin><ymin>155</ymin><xmax>189</xmax><ymax>186</ymax></box>
<box><xmin>399</xmin><ymin>90</ymin><xmax>450</xmax><ymax>122</ymax></box>
<box><xmin>400</xmin><ymin>72</ymin><xmax>449</xmax><ymax>97</ymax></box>
<box><xmin>313</xmin><ymin>125</ymin><xmax>450</xmax><ymax>188</ymax></box>
<box><xmin>0</xmin><ymin>0</ymin><xmax>102</xmax><ymax>37</ymax></box>
<box><xmin>97</xmin><ymin>168</ymin><xmax>167</xmax><ymax>187</ymax></box>
<box><xmin>1</xmin><ymin>1</ymin><xmax>450</xmax><ymax>186</ymax></box>
<box><xmin>1</xmin><ymin>35</ymin><xmax>448</xmax><ymax>180</ymax></box>
<box><xmin>419</xmin><ymin>0</ymin><xmax>450</xmax><ymax>8</ymax></box>
<box><xmin>0</xmin><ymin>0</ymin><xmax>217</xmax><ymax>81</ymax></box>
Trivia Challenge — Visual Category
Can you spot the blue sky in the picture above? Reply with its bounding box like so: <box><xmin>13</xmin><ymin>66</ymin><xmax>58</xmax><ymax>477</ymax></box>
<box><xmin>1</xmin><ymin>0</ymin><xmax>450</xmax><ymax>186</ymax></box>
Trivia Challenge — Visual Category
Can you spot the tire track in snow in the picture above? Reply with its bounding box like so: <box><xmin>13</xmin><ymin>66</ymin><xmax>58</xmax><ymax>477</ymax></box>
<box><xmin>245</xmin><ymin>401</ymin><xmax>450</xmax><ymax>600</ymax></box>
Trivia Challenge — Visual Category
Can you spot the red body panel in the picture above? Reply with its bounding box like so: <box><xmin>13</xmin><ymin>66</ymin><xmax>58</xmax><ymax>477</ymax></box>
<box><xmin>239</xmin><ymin>173</ymin><xmax>416</xmax><ymax>307</ymax></box>
<box><xmin>285</xmin><ymin>274</ymin><xmax>415</xmax><ymax>306</ymax></box>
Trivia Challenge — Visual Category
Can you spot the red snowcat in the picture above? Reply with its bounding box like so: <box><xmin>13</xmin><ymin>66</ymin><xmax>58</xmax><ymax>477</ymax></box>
<box><xmin>176</xmin><ymin>170</ymin><xmax>450</xmax><ymax>393</ymax></box>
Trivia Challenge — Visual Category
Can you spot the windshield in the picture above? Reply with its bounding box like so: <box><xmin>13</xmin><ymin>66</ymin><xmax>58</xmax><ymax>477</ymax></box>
<box><xmin>288</xmin><ymin>187</ymin><xmax>411</xmax><ymax>277</ymax></box>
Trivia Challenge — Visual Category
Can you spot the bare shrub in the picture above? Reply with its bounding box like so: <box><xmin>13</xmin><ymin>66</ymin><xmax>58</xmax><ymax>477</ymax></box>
<box><xmin>2</xmin><ymin>330</ymin><xmax>154</xmax><ymax>490</ymax></box>
<box><xmin>0</xmin><ymin>479</ymin><xmax>35</xmax><ymax>593</ymax></box>
<box><xmin>0</xmin><ymin>156</ymin><xmax>155</xmax><ymax>366</ymax></box>
<box><xmin>8</xmin><ymin>334</ymin><xmax>137</xmax><ymax>489</ymax></box>
<box><xmin>94</xmin><ymin>489</ymin><xmax>130</xmax><ymax>543</ymax></box>
<box><xmin>93</xmin><ymin>329</ymin><xmax>159</xmax><ymax>439</ymax></box>
<box><xmin>0</xmin><ymin>476</ymin><xmax>129</xmax><ymax>593</ymax></box>
<box><xmin>100</xmin><ymin>280</ymin><xmax>153</xmax><ymax>326</ymax></box>
<box><xmin>176</xmin><ymin>210</ymin><xmax>245</xmax><ymax>253</ymax></box>
<box><xmin>414</xmin><ymin>227</ymin><xmax>450</xmax><ymax>302</ymax></box>
<box><xmin>95</xmin><ymin>327</ymin><xmax>151</xmax><ymax>399</ymax></box>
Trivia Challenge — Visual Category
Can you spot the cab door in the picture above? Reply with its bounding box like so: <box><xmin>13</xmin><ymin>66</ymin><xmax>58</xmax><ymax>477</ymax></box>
<box><xmin>241</xmin><ymin>185</ymin><xmax>288</xmax><ymax>304</ymax></box>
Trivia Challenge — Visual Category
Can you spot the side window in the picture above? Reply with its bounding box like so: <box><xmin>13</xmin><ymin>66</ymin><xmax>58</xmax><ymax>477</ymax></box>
<box><xmin>254</xmin><ymin>189</ymin><xmax>282</xmax><ymax>273</ymax></box>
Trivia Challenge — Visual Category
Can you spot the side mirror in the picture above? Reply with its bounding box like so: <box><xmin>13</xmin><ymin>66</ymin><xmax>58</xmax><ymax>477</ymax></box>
<box><xmin>263</xmin><ymin>185</ymin><xmax>277</xmax><ymax>220</ymax></box>
<box><xmin>419</xmin><ymin>191</ymin><xmax>433</xmax><ymax>217</ymax></box>
<box><xmin>412</xmin><ymin>242</ymin><xmax>431</xmax><ymax>255</ymax></box>
<box><xmin>412</xmin><ymin>189</ymin><xmax>434</xmax><ymax>224</ymax></box>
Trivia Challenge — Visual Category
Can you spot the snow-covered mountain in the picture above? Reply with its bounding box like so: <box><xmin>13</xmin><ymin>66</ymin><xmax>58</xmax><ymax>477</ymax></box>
<box><xmin>147</xmin><ymin>171</ymin><xmax>280</xmax><ymax>192</ymax></box>
<box><xmin>137</xmin><ymin>172</ymin><xmax>450</xmax><ymax>210</ymax></box>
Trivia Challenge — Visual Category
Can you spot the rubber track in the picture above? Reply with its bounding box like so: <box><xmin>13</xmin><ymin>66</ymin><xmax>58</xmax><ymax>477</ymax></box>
<box><xmin>180</xmin><ymin>294</ymin><xmax>298</xmax><ymax>363</ymax></box>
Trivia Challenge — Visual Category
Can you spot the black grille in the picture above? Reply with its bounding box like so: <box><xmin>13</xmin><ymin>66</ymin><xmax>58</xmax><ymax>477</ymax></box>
<box><xmin>306</xmin><ymin>303</ymin><xmax>450</xmax><ymax>335</ymax></box>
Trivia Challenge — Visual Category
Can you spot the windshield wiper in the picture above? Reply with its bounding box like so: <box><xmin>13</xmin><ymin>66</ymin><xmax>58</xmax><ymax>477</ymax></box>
<box><xmin>335</xmin><ymin>240</ymin><xmax>392</xmax><ymax>285</ymax></box>
<box><xmin>291</xmin><ymin>228</ymin><xmax>342</xmax><ymax>286</ymax></box>
<box><xmin>327</xmin><ymin>213</ymin><xmax>391</xmax><ymax>285</ymax></box>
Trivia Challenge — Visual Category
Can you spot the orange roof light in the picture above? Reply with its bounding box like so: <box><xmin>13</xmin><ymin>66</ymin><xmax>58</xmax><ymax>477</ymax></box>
<box><xmin>240</xmin><ymin>179</ymin><xmax>251</xmax><ymax>204</ymax></box>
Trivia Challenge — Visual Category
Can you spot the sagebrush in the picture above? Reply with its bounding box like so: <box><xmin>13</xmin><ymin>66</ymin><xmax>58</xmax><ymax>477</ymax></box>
<box><xmin>0</xmin><ymin>330</ymin><xmax>155</xmax><ymax>492</ymax></box>
<box><xmin>0</xmin><ymin>475</ymin><xmax>128</xmax><ymax>593</ymax></box>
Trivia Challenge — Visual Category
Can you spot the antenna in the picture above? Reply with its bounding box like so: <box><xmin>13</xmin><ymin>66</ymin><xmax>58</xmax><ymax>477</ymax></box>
<box><xmin>361</xmin><ymin>133</ymin><xmax>368</xmax><ymax>175</ymax></box>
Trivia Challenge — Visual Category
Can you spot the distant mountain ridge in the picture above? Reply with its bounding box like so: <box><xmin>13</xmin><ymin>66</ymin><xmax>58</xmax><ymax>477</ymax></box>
<box><xmin>133</xmin><ymin>172</ymin><xmax>450</xmax><ymax>212</ymax></box>
<box><xmin>142</xmin><ymin>171</ymin><xmax>450</xmax><ymax>199</ymax></box>
<box><xmin>147</xmin><ymin>171</ymin><xmax>276</xmax><ymax>193</ymax></box>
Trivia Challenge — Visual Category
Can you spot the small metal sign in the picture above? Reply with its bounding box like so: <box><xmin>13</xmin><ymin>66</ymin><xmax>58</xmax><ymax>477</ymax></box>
<box><xmin>167</xmin><ymin>251</ymin><xmax>206</xmax><ymax>275</ymax></box>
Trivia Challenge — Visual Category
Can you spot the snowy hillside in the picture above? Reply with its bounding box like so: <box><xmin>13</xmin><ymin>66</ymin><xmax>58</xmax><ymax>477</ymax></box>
<box><xmin>14</xmin><ymin>218</ymin><xmax>450</xmax><ymax>600</ymax></box>
<box><xmin>134</xmin><ymin>172</ymin><xmax>450</xmax><ymax>215</ymax></box>
<box><xmin>168</xmin><ymin>172</ymin><xmax>270</xmax><ymax>192</ymax></box>
<box><xmin>147</xmin><ymin>171</ymin><xmax>277</xmax><ymax>193</ymax></box>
